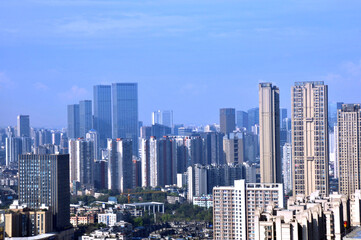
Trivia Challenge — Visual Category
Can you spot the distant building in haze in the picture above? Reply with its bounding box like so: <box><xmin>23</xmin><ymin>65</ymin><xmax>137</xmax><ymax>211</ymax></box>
<box><xmin>152</xmin><ymin>110</ymin><xmax>174</xmax><ymax>128</ymax></box>
<box><xmin>17</xmin><ymin>115</ymin><xmax>30</xmax><ymax>137</ymax></box>
<box><xmin>112</xmin><ymin>83</ymin><xmax>138</xmax><ymax>156</ymax></box>
<box><xmin>220</xmin><ymin>108</ymin><xmax>235</xmax><ymax>135</ymax></box>
<box><xmin>67</xmin><ymin>104</ymin><xmax>80</xmax><ymax>139</ymax></box>
<box><xmin>223</xmin><ymin>132</ymin><xmax>244</xmax><ymax>165</ymax></box>
<box><xmin>93</xmin><ymin>85</ymin><xmax>112</xmax><ymax>148</ymax></box>
<box><xmin>247</xmin><ymin>107</ymin><xmax>259</xmax><ymax>130</ymax></box>
<box><xmin>79</xmin><ymin>100</ymin><xmax>92</xmax><ymax>138</ymax></box>
<box><xmin>236</xmin><ymin>111</ymin><xmax>248</xmax><ymax>130</ymax></box>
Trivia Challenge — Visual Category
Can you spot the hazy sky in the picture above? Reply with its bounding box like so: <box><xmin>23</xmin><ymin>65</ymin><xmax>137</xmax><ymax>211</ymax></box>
<box><xmin>1</xmin><ymin>0</ymin><xmax>361</xmax><ymax>128</ymax></box>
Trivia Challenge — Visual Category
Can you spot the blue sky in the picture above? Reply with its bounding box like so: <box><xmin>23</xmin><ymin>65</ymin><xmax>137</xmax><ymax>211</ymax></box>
<box><xmin>1</xmin><ymin>0</ymin><xmax>361</xmax><ymax>128</ymax></box>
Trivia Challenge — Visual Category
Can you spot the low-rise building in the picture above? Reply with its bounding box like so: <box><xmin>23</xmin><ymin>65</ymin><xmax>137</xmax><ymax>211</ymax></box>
<box><xmin>123</xmin><ymin>202</ymin><xmax>164</xmax><ymax>216</ymax></box>
<box><xmin>98</xmin><ymin>211</ymin><xmax>124</xmax><ymax>227</ymax></box>
<box><xmin>82</xmin><ymin>222</ymin><xmax>132</xmax><ymax>240</ymax></box>
<box><xmin>254</xmin><ymin>191</ymin><xmax>355</xmax><ymax>240</ymax></box>
<box><xmin>193</xmin><ymin>195</ymin><xmax>213</xmax><ymax>209</ymax></box>
<box><xmin>70</xmin><ymin>214</ymin><xmax>95</xmax><ymax>227</ymax></box>
<box><xmin>4</xmin><ymin>207</ymin><xmax>53</xmax><ymax>237</ymax></box>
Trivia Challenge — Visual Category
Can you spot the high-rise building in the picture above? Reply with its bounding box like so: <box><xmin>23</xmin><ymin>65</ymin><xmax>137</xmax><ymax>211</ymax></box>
<box><xmin>185</xmin><ymin>136</ymin><xmax>204</xmax><ymax>166</ymax></box>
<box><xmin>79</xmin><ymin>100</ymin><xmax>92</xmax><ymax>138</ymax></box>
<box><xmin>292</xmin><ymin>81</ymin><xmax>329</xmax><ymax>196</ymax></box>
<box><xmin>68</xmin><ymin>139</ymin><xmax>94</xmax><ymax>187</ymax></box>
<box><xmin>162</xmin><ymin>110</ymin><xmax>173</xmax><ymax>128</ymax></box>
<box><xmin>107</xmin><ymin>139</ymin><xmax>133</xmax><ymax>192</ymax></box>
<box><xmin>18</xmin><ymin>154</ymin><xmax>70</xmax><ymax>231</ymax></box>
<box><xmin>17</xmin><ymin>115</ymin><xmax>30</xmax><ymax>137</ymax></box>
<box><xmin>280</xmin><ymin>108</ymin><xmax>287</xmax><ymax>124</ymax></box>
<box><xmin>67</xmin><ymin>104</ymin><xmax>80</xmax><ymax>139</ymax></box>
<box><xmin>112</xmin><ymin>83</ymin><xmax>138</xmax><ymax>156</ymax></box>
<box><xmin>151</xmin><ymin>123</ymin><xmax>171</xmax><ymax>139</ymax></box>
<box><xmin>337</xmin><ymin>104</ymin><xmax>361</xmax><ymax>197</ymax></box>
<box><xmin>86</xmin><ymin>129</ymin><xmax>99</xmax><ymax>160</ymax></box>
<box><xmin>52</xmin><ymin>131</ymin><xmax>61</xmax><ymax>145</ymax></box>
<box><xmin>243</xmin><ymin>132</ymin><xmax>259</xmax><ymax>163</ymax></box>
<box><xmin>148</xmin><ymin>137</ymin><xmax>177</xmax><ymax>187</ymax></box>
<box><xmin>140</xmin><ymin>138</ymin><xmax>151</xmax><ymax>187</ymax></box>
<box><xmin>236</xmin><ymin>110</ymin><xmax>248</xmax><ymax>130</ymax></box>
<box><xmin>187</xmin><ymin>164</ymin><xmax>244</xmax><ymax>202</ymax></box>
<box><xmin>5</xmin><ymin>137</ymin><xmax>22</xmax><ymax>166</ymax></box>
<box><xmin>259</xmin><ymin>83</ymin><xmax>281</xmax><ymax>183</ymax></box>
<box><xmin>94</xmin><ymin>160</ymin><xmax>108</xmax><ymax>190</ymax></box>
<box><xmin>282</xmin><ymin>143</ymin><xmax>292</xmax><ymax>194</ymax></box>
<box><xmin>151</xmin><ymin>110</ymin><xmax>173</xmax><ymax>128</ymax></box>
<box><xmin>152</xmin><ymin>110</ymin><xmax>162</xmax><ymax>125</ymax></box>
<box><xmin>187</xmin><ymin>164</ymin><xmax>207</xmax><ymax>202</ymax></box>
<box><xmin>200</xmin><ymin>132</ymin><xmax>224</xmax><ymax>165</ymax></box>
<box><xmin>247</xmin><ymin>107</ymin><xmax>259</xmax><ymax>130</ymax></box>
<box><xmin>93</xmin><ymin>85</ymin><xmax>112</xmax><ymax>148</ymax></box>
<box><xmin>220</xmin><ymin>108</ymin><xmax>235</xmax><ymax>135</ymax></box>
<box><xmin>213</xmin><ymin>179</ymin><xmax>284</xmax><ymax>240</ymax></box>
<box><xmin>223</xmin><ymin>132</ymin><xmax>244</xmax><ymax>165</ymax></box>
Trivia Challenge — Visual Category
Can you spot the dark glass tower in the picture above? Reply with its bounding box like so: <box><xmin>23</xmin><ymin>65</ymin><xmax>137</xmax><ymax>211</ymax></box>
<box><xmin>112</xmin><ymin>83</ymin><xmax>139</xmax><ymax>156</ymax></box>
<box><xmin>18</xmin><ymin>154</ymin><xmax>70</xmax><ymax>231</ymax></box>
<box><xmin>93</xmin><ymin>85</ymin><xmax>112</xmax><ymax>148</ymax></box>
<box><xmin>17</xmin><ymin>115</ymin><xmax>30</xmax><ymax>137</ymax></box>
<box><xmin>219</xmin><ymin>108</ymin><xmax>235</xmax><ymax>135</ymax></box>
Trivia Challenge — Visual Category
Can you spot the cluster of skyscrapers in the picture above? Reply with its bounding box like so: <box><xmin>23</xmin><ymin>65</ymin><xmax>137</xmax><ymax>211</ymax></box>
<box><xmin>3</xmin><ymin>80</ymin><xmax>361</xmax><ymax>239</ymax></box>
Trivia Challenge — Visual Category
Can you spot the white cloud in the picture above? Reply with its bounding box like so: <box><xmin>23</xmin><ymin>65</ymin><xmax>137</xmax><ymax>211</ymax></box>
<box><xmin>179</xmin><ymin>83</ymin><xmax>208</xmax><ymax>96</ymax></box>
<box><xmin>56</xmin><ymin>13</ymin><xmax>198</xmax><ymax>37</ymax></box>
<box><xmin>58</xmin><ymin>85</ymin><xmax>89</xmax><ymax>100</ymax></box>
<box><xmin>34</xmin><ymin>82</ymin><xmax>49</xmax><ymax>90</ymax></box>
<box><xmin>0</xmin><ymin>72</ymin><xmax>15</xmax><ymax>89</ymax></box>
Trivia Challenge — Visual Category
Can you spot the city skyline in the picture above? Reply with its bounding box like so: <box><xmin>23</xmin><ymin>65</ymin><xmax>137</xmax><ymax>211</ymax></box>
<box><xmin>1</xmin><ymin>1</ymin><xmax>361</xmax><ymax>128</ymax></box>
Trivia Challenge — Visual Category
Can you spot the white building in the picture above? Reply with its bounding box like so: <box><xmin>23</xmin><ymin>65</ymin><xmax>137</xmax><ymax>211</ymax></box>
<box><xmin>98</xmin><ymin>212</ymin><xmax>124</xmax><ymax>227</ymax></box>
<box><xmin>193</xmin><ymin>195</ymin><xmax>213</xmax><ymax>209</ymax></box>
<box><xmin>177</xmin><ymin>173</ymin><xmax>187</xmax><ymax>188</ymax></box>
<box><xmin>69</xmin><ymin>138</ymin><xmax>94</xmax><ymax>187</ymax></box>
<box><xmin>107</xmin><ymin>139</ymin><xmax>133</xmax><ymax>193</ymax></box>
<box><xmin>282</xmin><ymin>143</ymin><xmax>292</xmax><ymax>194</ymax></box>
<box><xmin>213</xmin><ymin>179</ymin><xmax>284</xmax><ymax>240</ymax></box>
<box><xmin>187</xmin><ymin>164</ymin><xmax>207</xmax><ymax>202</ymax></box>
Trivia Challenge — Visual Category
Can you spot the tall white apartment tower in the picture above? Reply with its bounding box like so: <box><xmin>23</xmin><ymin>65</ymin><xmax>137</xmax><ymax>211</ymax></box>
<box><xmin>291</xmin><ymin>81</ymin><xmax>329</xmax><ymax>197</ymax></box>
<box><xmin>337</xmin><ymin>104</ymin><xmax>361</xmax><ymax>197</ymax></box>
<box><xmin>259</xmin><ymin>83</ymin><xmax>281</xmax><ymax>183</ymax></box>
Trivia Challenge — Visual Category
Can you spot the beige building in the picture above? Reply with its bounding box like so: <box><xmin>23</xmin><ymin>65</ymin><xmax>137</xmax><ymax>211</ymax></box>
<box><xmin>337</xmin><ymin>104</ymin><xmax>361</xmax><ymax>197</ymax></box>
<box><xmin>259</xmin><ymin>83</ymin><xmax>281</xmax><ymax>183</ymax></box>
<box><xmin>223</xmin><ymin>132</ymin><xmax>244</xmax><ymax>165</ymax></box>
<box><xmin>213</xmin><ymin>179</ymin><xmax>283</xmax><ymax>240</ymax></box>
<box><xmin>5</xmin><ymin>208</ymin><xmax>53</xmax><ymax>237</ymax></box>
<box><xmin>291</xmin><ymin>81</ymin><xmax>329</xmax><ymax>197</ymax></box>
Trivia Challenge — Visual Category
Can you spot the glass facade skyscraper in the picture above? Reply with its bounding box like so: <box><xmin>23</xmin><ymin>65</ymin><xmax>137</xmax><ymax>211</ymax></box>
<box><xmin>93</xmin><ymin>85</ymin><xmax>112</xmax><ymax>148</ymax></box>
<box><xmin>67</xmin><ymin>104</ymin><xmax>80</xmax><ymax>139</ymax></box>
<box><xmin>79</xmin><ymin>100</ymin><xmax>92</xmax><ymax>138</ymax></box>
<box><xmin>112</xmin><ymin>83</ymin><xmax>138</xmax><ymax>156</ymax></box>
<box><xmin>17</xmin><ymin>115</ymin><xmax>30</xmax><ymax>137</ymax></box>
